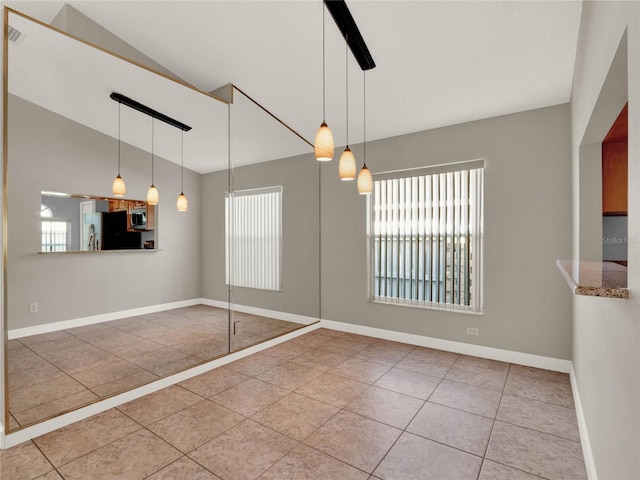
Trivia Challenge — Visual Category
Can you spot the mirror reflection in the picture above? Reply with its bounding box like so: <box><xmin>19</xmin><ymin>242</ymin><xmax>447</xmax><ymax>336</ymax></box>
<box><xmin>4</xmin><ymin>8</ymin><xmax>319</xmax><ymax>434</ymax></box>
<box><xmin>40</xmin><ymin>192</ymin><xmax>157</xmax><ymax>252</ymax></box>
<box><xmin>205</xmin><ymin>86</ymin><xmax>320</xmax><ymax>353</ymax></box>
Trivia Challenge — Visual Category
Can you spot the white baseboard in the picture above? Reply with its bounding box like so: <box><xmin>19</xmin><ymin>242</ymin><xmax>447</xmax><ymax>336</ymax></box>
<box><xmin>320</xmin><ymin>319</ymin><xmax>572</xmax><ymax>373</ymax></box>
<box><xmin>1</xmin><ymin>322</ymin><xmax>321</xmax><ymax>448</ymax></box>
<box><xmin>8</xmin><ymin>299</ymin><xmax>204</xmax><ymax>340</ymax></box>
<box><xmin>570</xmin><ymin>364</ymin><xmax>598</xmax><ymax>480</ymax></box>
<box><xmin>203</xmin><ymin>298</ymin><xmax>318</xmax><ymax>326</ymax></box>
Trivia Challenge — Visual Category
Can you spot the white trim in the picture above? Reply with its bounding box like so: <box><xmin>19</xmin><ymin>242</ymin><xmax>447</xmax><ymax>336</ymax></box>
<box><xmin>320</xmin><ymin>319</ymin><xmax>572</xmax><ymax>373</ymax></box>
<box><xmin>1</xmin><ymin>322</ymin><xmax>320</xmax><ymax>448</ymax></box>
<box><xmin>8</xmin><ymin>299</ymin><xmax>204</xmax><ymax>340</ymax></box>
<box><xmin>570</xmin><ymin>363</ymin><xmax>598</xmax><ymax>480</ymax></box>
<box><xmin>203</xmin><ymin>298</ymin><xmax>318</xmax><ymax>325</ymax></box>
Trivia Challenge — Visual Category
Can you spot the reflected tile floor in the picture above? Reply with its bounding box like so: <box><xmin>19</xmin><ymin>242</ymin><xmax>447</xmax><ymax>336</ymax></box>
<box><xmin>7</xmin><ymin>305</ymin><xmax>301</xmax><ymax>428</ymax></box>
<box><xmin>1</xmin><ymin>328</ymin><xmax>587</xmax><ymax>480</ymax></box>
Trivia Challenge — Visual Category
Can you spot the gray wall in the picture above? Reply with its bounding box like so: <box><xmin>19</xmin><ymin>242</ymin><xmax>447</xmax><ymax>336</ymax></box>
<box><xmin>321</xmin><ymin>104</ymin><xmax>573</xmax><ymax>360</ymax></box>
<box><xmin>570</xmin><ymin>2</ymin><xmax>640</xmax><ymax>479</ymax></box>
<box><xmin>201</xmin><ymin>154</ymin><xmax>320</xmax><ymax>319</ymax></box>
<box><xmin>7</xmin><ymin>95</ymin><xmax>202</xmax><ymax>329</ymax></box>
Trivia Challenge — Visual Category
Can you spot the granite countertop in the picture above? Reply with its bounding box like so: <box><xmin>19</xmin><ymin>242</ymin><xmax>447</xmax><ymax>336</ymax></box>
<box><xmin>556</xmin><ymin>260</ymin><xmax>629</xmax><ymax>299</ymax></box>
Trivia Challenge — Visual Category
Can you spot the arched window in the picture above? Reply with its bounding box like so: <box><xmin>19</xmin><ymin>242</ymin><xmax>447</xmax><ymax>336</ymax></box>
<box><xmin>40</xmin><ymin>204</ymin><xmax>53</xmax><ymax>217</ymax></box>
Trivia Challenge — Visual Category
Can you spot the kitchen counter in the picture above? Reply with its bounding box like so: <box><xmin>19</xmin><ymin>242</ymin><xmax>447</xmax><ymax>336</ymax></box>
<box><xmin>556</xmin><ymin>260</ymin><xmax>629</xmax><ymax>299</ymax></box>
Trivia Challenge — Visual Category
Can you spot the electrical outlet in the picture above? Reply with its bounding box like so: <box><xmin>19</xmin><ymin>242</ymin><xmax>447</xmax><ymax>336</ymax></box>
<box><xmin>466</xmin><ymin>327</ymin><xmax>479</xmax><ymax>336</ymax></box>
<box><xmin>29</xmin><ymin>302</ymin><xmax>38</xmax><ymax>314</ymax></box>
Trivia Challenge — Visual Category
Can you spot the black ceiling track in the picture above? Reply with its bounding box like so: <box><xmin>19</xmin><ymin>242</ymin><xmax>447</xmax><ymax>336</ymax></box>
<box><xmin>109</xmin><ymin>92</ymin><xmax>192</xmax><ymax>132</ymax></box>
<box><xmin>324</xmin><ymin>0</ymin><xmax>376</xmax><ymax>71</ymax></box>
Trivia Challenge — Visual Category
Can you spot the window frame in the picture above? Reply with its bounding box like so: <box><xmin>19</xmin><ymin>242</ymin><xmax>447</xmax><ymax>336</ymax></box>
<box><xmin>366</xmin><ymin>159</ymin><xmax>484</xmax><ymax>314</ymax></box>
<box><xmin>40</xmin><ymin>205</ymin><xmax>72</xmax><ymax>252</ymax></box>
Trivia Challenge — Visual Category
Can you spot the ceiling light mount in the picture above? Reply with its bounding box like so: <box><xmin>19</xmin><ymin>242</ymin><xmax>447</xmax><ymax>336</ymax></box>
<box><xmin>324</xmin><ymin>0</ymin><xmax>375</xmax><ymax>71</ymax></box>
<box><xmin>109</xmin><ymin>92</ymin><xmax>192</xmax><ymax>132</ymax></box>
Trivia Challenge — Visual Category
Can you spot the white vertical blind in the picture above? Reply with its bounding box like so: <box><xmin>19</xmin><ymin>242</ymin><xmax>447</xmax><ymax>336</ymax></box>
<box><xmin>226</xmin><ymin>186</ymin><xmax>283</xmax><ymax>291</ymax></box>
<box><xmin>371</xmin><ymin>161</ymin><xmax>483</xmax><ymax>311</ymax></box>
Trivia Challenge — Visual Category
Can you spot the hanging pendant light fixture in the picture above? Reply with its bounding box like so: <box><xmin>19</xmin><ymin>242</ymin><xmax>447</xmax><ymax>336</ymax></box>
<box><xmin>339</xmin><ymin>37</ymin><xmax>356</xmax><ymax>181</ymax></box>
<box><xmin>177</xmin><ymin>130</ymin><xmax>188</xmax><ymax>212</ymax></box>
<box><xmin>147</xmin><ymin>117</ymin><xmax>159</xmax><ymax>205</ymax></box>
<box><xmin>112</xmin><ymin>102</ymin><xmax>126</xmax><ymax>197</ymax></box>
<box><xmin>314</xmin><ymin>3</ymin><xmax>334</xmax><ymax>162</ymax></box>
<box><xmin>357</xmin><ymin>70</ymin><xmax>372</xmax><ymax>195</ymax></box>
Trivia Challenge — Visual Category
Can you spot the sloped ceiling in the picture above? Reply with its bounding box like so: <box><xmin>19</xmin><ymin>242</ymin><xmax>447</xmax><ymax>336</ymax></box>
<box><xmin>5</xmin><ymin>0</ymin><xmax>583</xmax><ymax>172</ymax></box>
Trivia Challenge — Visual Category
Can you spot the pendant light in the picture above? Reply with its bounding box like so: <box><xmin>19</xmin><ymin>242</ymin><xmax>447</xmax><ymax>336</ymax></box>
<box><xmin>314</xmin><ymin>3</ymin><xmax>334</xmax><ymax>162</ymax></box>
<box><xmin>357</xmin><ymin>70</ymin><xmax>373</xmax><ymax>195</ymax></box>
<box><xmin>147</xmin><ymin>117</ymin><xmax>159</xmax><ymax>205</ymax></box>
<box><xmin>339</xmin><ymin>37</ymin><xmax>356</xmax><ymax>181</ymax></box>
<box><xmin>112</xmin><ymin>102</ymin><xmax>126</xmax><ymax>197</ymax></box>
<box><xmin>177</xmin><ymin>130</ymin><xmax>188</xmax><ymax>212</ymax></box>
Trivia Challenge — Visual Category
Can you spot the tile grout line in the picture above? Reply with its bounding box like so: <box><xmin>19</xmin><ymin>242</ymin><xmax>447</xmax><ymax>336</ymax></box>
<box><xmin>477</xmin><ymin>362</ymin><xmax>510</xmax><ymax>479</ymax></box>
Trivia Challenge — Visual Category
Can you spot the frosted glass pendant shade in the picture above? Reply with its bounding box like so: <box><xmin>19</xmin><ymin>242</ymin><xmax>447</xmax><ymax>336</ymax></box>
<box><xmin>177</xmin><ymin>192</ymin><xmax>188</xmax><ymax>212</ymax></box>
<box><xmin>112</xmin><ymin>175</ymin><xmax>126</xmax><ymax>197</ymax></box>
<box><xmin>147</xmin><ymin>185</ymin><xmax>159</xmax><ymax>205</ymax></box>
<box><xmin>357</xmin><ymin>165</ymin><xmax>373</xmax><ymax>195</ymax></box>
<box><xmin>339</xmin><ymin>147</ymin><xmax>356</xmax><ymax>181</ymax></box>
<box><xmin>314</xmin><ymin>122</ymin><xmax>334</xmax><ymax>161</ymax></box>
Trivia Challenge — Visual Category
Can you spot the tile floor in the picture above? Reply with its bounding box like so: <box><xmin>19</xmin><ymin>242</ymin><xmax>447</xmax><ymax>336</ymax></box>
<box><xmin>7</xmin><ymin>305</ymin><xmax>301</xmax><ymax>428</ymax></box>
<box><xmin>0</xmin><ymin>328</ymin><xmax>588</xmax><ymax>480</ymax></box>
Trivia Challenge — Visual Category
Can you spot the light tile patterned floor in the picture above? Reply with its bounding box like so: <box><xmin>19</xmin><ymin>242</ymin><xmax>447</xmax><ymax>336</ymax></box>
<box><xmin>7</xmin><ymin>305</ymin><xmax>300</xmax><ymax>428</ymax></box>
<box><xmin>0</xmin><ymin>328</ymin><xmax>587</xmax><ymax>480</ymax></box>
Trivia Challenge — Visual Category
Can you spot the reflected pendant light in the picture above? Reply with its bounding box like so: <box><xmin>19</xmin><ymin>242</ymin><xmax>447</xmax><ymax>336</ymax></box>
<box><xmin>147</xmin><ymin>118</ymin><xmax>159</xmax><ymax>205</ymax></box>
<box><xmin>357</xmin><ymin>70</ymin><xmax>372</xmax><ymax>195</ymax></box>
<box><xmin>112</xmin><ymin>102</ymin><xmax>126</xmax><ymax>197</ymax></box>
<box><xmin>339</xmin><ymin>37</ymin><xmax>356</xmax><ymax>181</ymax></box>
<box><xmin>314</xmin><ymin>3</ymin><xmax>334</xmax><ymax>162</ymax></box>
<box><xmin>177</xmin><ymin>130</ymin><xmax>188</xmax><ymax>212</ymax></box>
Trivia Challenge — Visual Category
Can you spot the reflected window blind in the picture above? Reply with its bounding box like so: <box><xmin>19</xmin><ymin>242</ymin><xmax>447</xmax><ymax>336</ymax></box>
<box><xmin>225</xmin><ymin>186</ymin><xmax>282</xmax><ymax>291</ymax></box>
<box><xmin>41</xmin><ymin>218</ymin><xmax>71</xmax><ymax>252</ymax></box>
<box><xmin>370</xmin><ymin>161</ymin><xmax>483</xmax><ymax>311</ymax></box>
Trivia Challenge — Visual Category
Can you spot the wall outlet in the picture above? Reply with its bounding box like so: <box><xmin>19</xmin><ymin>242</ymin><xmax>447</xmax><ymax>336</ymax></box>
<box><xmin>466</xmin><ymin>327</ymin><xmax>479</xmax><ymax>336</ymax></box>
<box><xmin>29</xmin><ymin>302</ymin><xmax>38</xmax><ymax>314</ymax></box>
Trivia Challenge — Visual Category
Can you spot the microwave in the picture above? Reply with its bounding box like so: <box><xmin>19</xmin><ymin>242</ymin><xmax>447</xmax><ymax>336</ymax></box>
<box><xmin>130</xmin><ymin>208</ymin><xmax>147</xmax><ymax>230</ymax></box>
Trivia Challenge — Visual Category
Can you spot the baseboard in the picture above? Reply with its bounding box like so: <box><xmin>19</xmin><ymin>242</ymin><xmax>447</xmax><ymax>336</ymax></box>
<box><xmin>203</xmin><ymin>298</ymin><xmax>318</xmax><ymax>326</ymax></box>
<box><xmin>570</xmin><ymin>364</ymin><xmax>598</xmax><ymax>480</ymax></box>
<box><xmin>320</xmin><ymin>319</ymin><xmax>572</xmax><ymax>373</ymax></box>
<box><xmin>1</xmin><ymin>322</ymin><xmax>321</xmax><ymax>448</ymax></box>
<box><xmin>8</xmin><ymin>299</ymin><xmax>204</xmax><ymax>340</ymax></box>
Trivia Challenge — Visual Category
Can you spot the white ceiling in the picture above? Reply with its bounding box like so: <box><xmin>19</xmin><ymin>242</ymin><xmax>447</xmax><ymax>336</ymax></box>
<box><xmin>5</xmin><ymin>0</ymin><xmax>583</xmax><ymax>173</ymax></box>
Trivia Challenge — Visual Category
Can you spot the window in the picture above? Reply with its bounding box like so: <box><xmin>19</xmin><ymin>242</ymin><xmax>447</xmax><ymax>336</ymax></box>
<box><xmin>225</xmin><ymin>186</ymin><xmax>283</xmax><ymax>291</ymax></box>
<box><xmin>41</xmin><ymin>204</ymin><xmax>71</xmax><ymax>252</ymax></box>
<box><xmin>369</xmin><ymin>160</ymin><xmax>484</xmax><ymax>312</ymax></box>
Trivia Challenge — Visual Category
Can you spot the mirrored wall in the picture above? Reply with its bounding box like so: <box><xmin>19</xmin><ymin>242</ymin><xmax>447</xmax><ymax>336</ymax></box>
<box><xmin>3</xmin><ymin>8</ymin><xmax>319</xmax><ymax>433</ymax></box>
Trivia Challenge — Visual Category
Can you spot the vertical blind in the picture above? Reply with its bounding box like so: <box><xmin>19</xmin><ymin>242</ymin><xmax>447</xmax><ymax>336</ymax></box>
<box><xmin>226</xmin><ymin>186</ymin><xmax>283</xmax><ymax>291</ymax></box>
<box><xmin>370</xmin><ymin>161</ymin><xmax>483</xmax><ymax>311</ymax></box>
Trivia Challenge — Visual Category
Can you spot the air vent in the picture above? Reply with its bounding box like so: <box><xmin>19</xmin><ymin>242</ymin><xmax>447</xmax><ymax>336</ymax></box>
<box><xmin>8</xmin><ymin>26</ymin><xmax>25</xmax><ymax>44</ymax></box>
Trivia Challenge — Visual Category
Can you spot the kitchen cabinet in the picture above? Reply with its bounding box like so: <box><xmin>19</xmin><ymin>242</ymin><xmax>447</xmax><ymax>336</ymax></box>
<box><xmin>602</xmin><ymin>141</ymin><xmax>627</xmax><ymax>215</ymax></box>
<box><xmin>602</xmin><ymin>103</ymin><xmax>628</xmax><ymax>216</ymax></box>
<box><xmin>146</xmin><ymin>204</ymin><xmax>155</xmax><ymax>231</ymax></box>
<box><xmin>108</xmin><ymin>199</ymin><xmax>155</xmax><ymax>231</ymax></box>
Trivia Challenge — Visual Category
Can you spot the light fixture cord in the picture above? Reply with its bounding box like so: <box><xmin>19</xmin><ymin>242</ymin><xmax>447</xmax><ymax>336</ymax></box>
<box><xmin>117</xmin><ymin>102</ymin><xmax>121</xmax><ymax>175</ymax></box>
<box><xmin>363</xmin><ymin>70</ymin><xmax>366</xmax><ymax>167</ymax></box>
<box><xmin>322</xmin><ymin>3</ymin><xmax>326</xmax><ymax>122</ymax></box>
<box><xmin>345</xmin><ymin>36</ymin><xmax>349</xmax><ymax>146</ymax></box>
<box><xmin>181</xmin><ymin>130</ymin><xmax>184</xmax><ymax>193</ymax></box>
<box><xmin>151</xmin><ymin>117</ymin><xmax>155</xmax><ymax>184</ymax></box>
